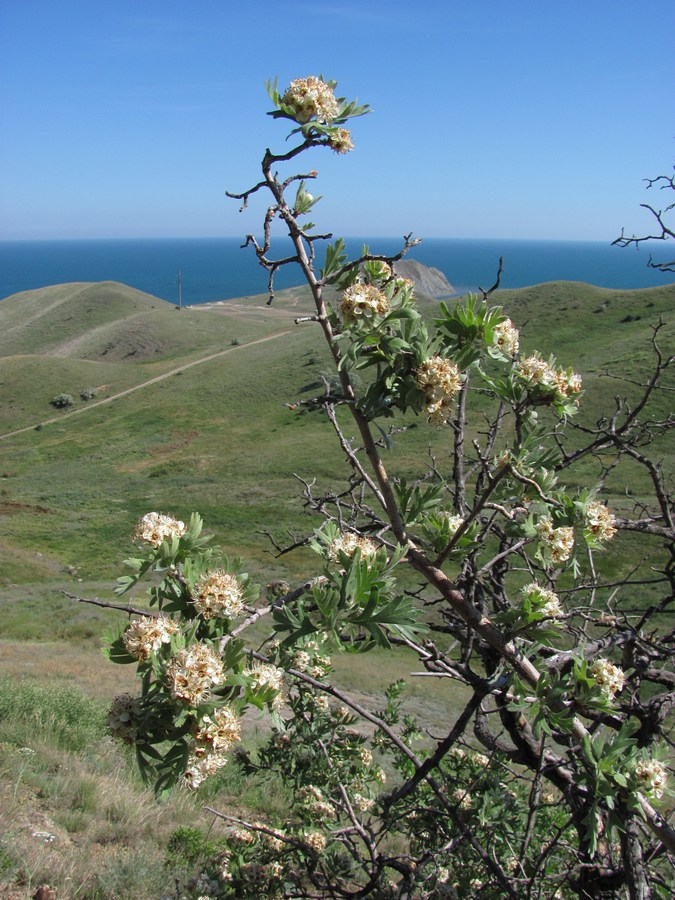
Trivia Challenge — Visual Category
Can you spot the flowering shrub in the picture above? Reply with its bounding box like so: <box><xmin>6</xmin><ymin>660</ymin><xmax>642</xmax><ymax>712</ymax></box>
<box><xmin>84</xmin><ymin>77</ymin><xmax>674</xmax><ymax>897</ymax></box>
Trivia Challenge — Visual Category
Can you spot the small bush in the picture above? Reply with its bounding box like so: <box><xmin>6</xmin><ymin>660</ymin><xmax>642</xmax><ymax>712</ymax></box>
<box><xmin>80</xmin><ymin>387</ymin><xmax>97</xmax><ymax>401</ymax></box>
<box><xmin>50</xmin><ymin>393</ymin><xmax>74</xmax><ymax>409</ymax></box>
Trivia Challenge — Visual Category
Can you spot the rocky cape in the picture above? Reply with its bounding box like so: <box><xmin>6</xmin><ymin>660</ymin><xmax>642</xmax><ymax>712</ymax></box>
<box><xmin>394</xmin><ymin>259</ymin><xmax>454</xmax><ymax>297</ymax></box>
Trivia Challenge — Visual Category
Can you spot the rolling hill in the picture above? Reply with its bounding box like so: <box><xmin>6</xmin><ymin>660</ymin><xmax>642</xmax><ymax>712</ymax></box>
<box><xmin>0</xmin><ymin>278</ymin><xmax>673</xmax><ymax>588</ymax></box>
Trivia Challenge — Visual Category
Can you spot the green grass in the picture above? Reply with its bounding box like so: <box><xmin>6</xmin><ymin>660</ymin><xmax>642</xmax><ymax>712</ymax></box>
<box><xmin>0</xmin><ymin>677</ymin><xmax>106</xmax><ymax>751</ymax></box>
<box><xmin>0</xmin><ymin>279</ymin><xmax>672</xmax><ymax>584</ymax></box>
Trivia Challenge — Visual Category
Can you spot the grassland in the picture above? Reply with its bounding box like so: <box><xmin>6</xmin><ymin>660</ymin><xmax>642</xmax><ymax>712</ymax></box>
<box><xmin>0</xmin><ymin>277</ymin><xmax>673</xmax><ymax>896</ymax></box>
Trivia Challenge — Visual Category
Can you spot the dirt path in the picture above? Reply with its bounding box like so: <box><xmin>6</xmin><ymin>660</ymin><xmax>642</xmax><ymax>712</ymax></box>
<box><xmin>0</xmin><ymin>329</ymin><xmax>292</xmax><ymax>441</ymax></box>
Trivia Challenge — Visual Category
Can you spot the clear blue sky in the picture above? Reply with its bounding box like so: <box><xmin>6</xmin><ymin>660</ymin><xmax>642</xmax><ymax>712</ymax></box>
<box><xmin>1</xmin><ymin>0</ymin><xmax>673</xmax><ymax>241</ymax></box>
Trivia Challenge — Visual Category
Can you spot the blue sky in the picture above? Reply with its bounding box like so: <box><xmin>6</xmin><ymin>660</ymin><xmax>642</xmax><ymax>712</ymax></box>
<box><xmin>1</xmin><ymin>0</ymin><xmax>673</xmax><ymax>241</ymax></box>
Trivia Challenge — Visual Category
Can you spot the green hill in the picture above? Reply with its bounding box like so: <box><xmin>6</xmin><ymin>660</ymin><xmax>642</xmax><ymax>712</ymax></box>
<box><xmin>0</xmin><ymin>280</ymin><xmax>290</xmax><ymax>361</ymax></box>
<box><xmin>0</xmin><ymin>279</ymin><xmax>672</xmax><ymax>588</ymax></box>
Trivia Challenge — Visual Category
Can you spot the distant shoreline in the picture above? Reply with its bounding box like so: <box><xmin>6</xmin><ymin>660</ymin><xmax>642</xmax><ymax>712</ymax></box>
<box><xmin>1</xmin><ymin>236</ymin><xmax>672</xmax><ymax>304</ymax></box>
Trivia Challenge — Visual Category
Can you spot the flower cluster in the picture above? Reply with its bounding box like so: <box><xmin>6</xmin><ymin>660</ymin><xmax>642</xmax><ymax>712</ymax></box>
<box><xmin>291</xmin><ymin>638</ymin><xmax>332</xmax><ymax>678</ymax></box>
<box><xmin>516</xmin><ymin>355</ymin><xmax>582</xmax><ymax>402</ymax></box>
<box><xmin>122</xmin><ymin>614</ymin><xmax>179</xmax><ymax>661</ymax></box>
<box><xmin>302</xmin><ymin>830</ymin><xmax>327</xmax><ymax>854</ymax></box>
<box><xmin>359</xmin><ymin>747</ymin><xmax>373</xmax><ymax>766</ymax></box>
<box><xmin>451</xmin><ymin>788</ymin><xmax>473</xmax><ymax>809</ymax></box>
<box><xmin>338</xmin><ymin>283</ymin><xmax>388</xmax><ymax>324</ymax></box>
<box><xmin>297</xmin><ymin>785</ymin><xmax>336</xmax><ymax>820</ymax></box>
<box><xmin>134</xmin><ymin>511</ymin><xmax>186</xmax><ymax>547</ymax></box>
<box><xmin>521</xmin><ymin>582</ymin><xmax>564</xmax><ymax>619</ymax></box>
<box><xmin>631</xmin><ymin>758</ymin><xmax>668</xmax><ymax>799</ymax></box>
<box><xmin>589</xmin><ymin>658</ymin><xmax>626</xmax><ymax>698</ymax></box>
<box><xmin>326</xmin><ymin>531</ymin><xmax>378</xmax><ymax>562</ymax></box>
<box><xmin>183</xmin><ymin>749</ymin><xmax>228</xmax><ymax>790</ymax></box>
<box><xmin>244</xmin><ymin>661</ymin><xmax>285</xmax><ymax>710</ymax></box>
<box><xmin>584</xmin><ymin>500</ymin><xmax>617</xmax><ymax>542</ymax></box>
<box><xmin>352</xmin><ymin>792</ymin><xmax>375</xmax><ymax>813</ymax></box>
<box><xmin>281</xmin><ymin>76</ymin><xmax>340</xmax><ymax>124</ymax></box>
<box><xmin>416</xmin><ymin>355</ymin><xmax>463</xmax><ymax>425</ymax></box>
<box><xmin>192</xmin><ymin>569</ymin><xmax>245</xmax><ymax>619</ymax></box>
<box><xmin>184</xmin><ymin>705</ymin><xmax>242</xmax><ymax>789</ymax></box>
<box><xmin>107</xmin><ymin>693</ymin><xmax>143</xmax><ymax>744</ymax></box>
<box><xmin>493</xmin><ymin>318</ymin><xmax>520</xmax><ymax>356</ymax></box>
<box><xmin>329</xmin><ymin>127</ymin><xmax>354</xmax><ymax>154</ymax></box>
<box><xmin>441</xmin><ymin>512</ymin><xmax>464</xmax><ymax>535</ymax></box>
<box><xmin>244</xmin><ymin>661</ymin><xmax>285</xmax><ymax>695</ymax></box>
<box><xmin>194</xmin><ymin>705</ymin><xmax>242</xmax><ymax>753</ymax></box>
<box><xmin>536</xmin><ymin>516</ymin><xmax>575</xmax><ymax>564</ymax></box>
<box><xmin>164</xmin><ymin>642</ymin><xmax>225</xmax><ymax>705</ymax></box>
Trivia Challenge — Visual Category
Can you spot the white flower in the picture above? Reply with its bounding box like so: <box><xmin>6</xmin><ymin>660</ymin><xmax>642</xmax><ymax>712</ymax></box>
<box><xmin>359</xmin><ymin>747</ymin><xmax>373</xmax><ymax>766</ymax></box>
<box><xmin>134</xmin><ymin>511</ymin><xmax>185</xmax><ymax>547</ymax></box>
<box><xmin>632</xmin><ymin>758</ymin><xmax>668</xmax><ymax>799</ymax></box>
<box><xmin>183</xmin><ymin>751</ymin><xmax>228</xmax><ymax>789</ymax></box>
<box><xmin>471</xmin><ymin>752</ymin><xmax>490</xmax><ymax>768</ymax></box>
<box><xmin>281</xmin><ymin>76</ymin><xmax>340</xmax><ymax>124</ymax></box>
<box><xmin>298</xmin><ymin>785</ymin><xmax>336</xmax><ymax>820</ymax></box>
<box><xmin>303</xmin><ymin>829</ymin><xmax>327</xmax><ymax>853</ymax></box>
<box><xmin>329</xmin><ymin>127</ymin><xmax>354</xmax><ymax>154</ymax></box>
<box><xmin>352</xmin><ymin>792</ymin><xmax>374</xmax><ymax>813</ymax></box>
<box><xmin>589</xmin><ymin>658</ymin><xmax>626</xmax><ymax>697</ymax></box>
<box><xmin>522</xmin><ymin>582</ymin><xmax>564</xmax><ymax>618</ymax></box>
<box><xmin>182</xmin><ymin>706</ymin><xmax>241</xmax><ymax>789</ymax></box>
<box><xmin>192</xmin><ymin>569</ymin><xmax>246</xmax><ymax>619</ymax></box>
<box><xmin>493</xmin><ymin>318</ymin><xmax>519</xmax><ymax>356</ymax></box>
<box><xmin>416</xmin><ymin>356</ymin><xmax>463</xmax><ymax>425</ymax></box>
<box><xmin>165</xmin><ymin>643</ymin><xmax>225</xmax><ymax>705</ymax></box>
<box><xmin>244</xmin><ymin>661</ymin><xmax>285</xmax><ymax>709</ymax></box>
<box><xmin>122</xmin><ymin>614</ymin><xmax>179</xmax><ymax>661</ymax></box>
<box><xmin>327</xmin><ymin>531</ymin><xmax>378</xmax><ymax>562</ymax></box>
<box><xmin>536</xmin><ymin>516</ymin><xmax>575</xmax><ymax>564</ymax></box>
<box><xmin>585</xmin><ymin>500</ymin><xmax>617</xmax><ymax>542</ymax></box>
<box><xmin>516</xmin><ymin>356</ymin><xmax>582</xmax><ymax>402</ymax></box>
<box><xmin>416</xmin><ymin>356</ymin><xmax>463</xmax><ymax>400</ymax></box>
<box><xmin>339</xmin><ymin>283</ymin><xmax>388</xmax><ymax>324</ymax></box>
<box><xmin>193</xmin><ymin>706</ymin><xmax>241</xmax><ymax>753</ymax></box>
<box><xmin>441</xmin><ymin>512</ymin><xmax>464</xmax><ymax>535</ymax></box>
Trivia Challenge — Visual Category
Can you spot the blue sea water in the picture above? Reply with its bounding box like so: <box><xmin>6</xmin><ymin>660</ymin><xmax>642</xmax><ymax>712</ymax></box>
<box><xmin>0</xmin><ymin>236</ymin><xmax>672</xmax><ymax>305</ymax></box>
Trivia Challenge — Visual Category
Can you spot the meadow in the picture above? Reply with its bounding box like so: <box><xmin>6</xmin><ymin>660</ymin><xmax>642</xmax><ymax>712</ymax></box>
<box><xmin>0</xmin><ymin>277</ymin><xmax>673</xmax><ymax>897</ymax></box>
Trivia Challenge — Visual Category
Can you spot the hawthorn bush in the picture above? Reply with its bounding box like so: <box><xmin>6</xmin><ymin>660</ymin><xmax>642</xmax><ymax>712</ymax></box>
<box><xmin>85</xmin><ymin>78</ymin><xmax>673</xmax><ymax>898</ymax></box>
<box><xmin>50</xmin><ymin>392</ymin><xmax>74</xmax><ymax>409</ymax></box>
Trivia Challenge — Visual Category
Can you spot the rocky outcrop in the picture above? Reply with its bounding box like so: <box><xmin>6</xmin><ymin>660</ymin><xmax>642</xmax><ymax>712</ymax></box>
<box><xmin>394</xmin><ymin>259</ymin><xmax>454</xmax><ymax>298</ymax></box>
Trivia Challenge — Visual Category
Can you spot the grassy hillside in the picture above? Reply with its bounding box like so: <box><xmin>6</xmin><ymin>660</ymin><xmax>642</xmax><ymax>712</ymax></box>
<box><xmin>0</xmin><ymin>279</ymin><xmax>673</xmax><ymax>586</ymax></box>
<box><xmin>0</xmin><ymin>278</ymin><xmax>672</xmax><ymax>898</ymax></box>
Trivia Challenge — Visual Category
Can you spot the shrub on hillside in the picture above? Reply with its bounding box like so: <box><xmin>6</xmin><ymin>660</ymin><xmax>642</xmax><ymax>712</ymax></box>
<box><xmin>50</xmin><ymin>393</ymin><xmax>74</xmax><ymax>409</ymax></box>
<box><xmin>80</xmin><ymin>387</ymin><xmax>97</xmax><ymax>401</ymax></box>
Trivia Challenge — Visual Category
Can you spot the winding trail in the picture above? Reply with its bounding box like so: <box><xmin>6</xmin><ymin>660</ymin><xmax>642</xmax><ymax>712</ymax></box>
<box><xmin>0</xmin><ymin>329</ymin><xmax>292</xmax><ymax>441</ymax></box>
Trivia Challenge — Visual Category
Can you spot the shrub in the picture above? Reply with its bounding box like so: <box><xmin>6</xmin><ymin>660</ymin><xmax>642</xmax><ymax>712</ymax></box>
<box><xmin>50</xmin><ymin>393</ymin><xmax>73</xmax><ymax>409</ymax></box>
<box><xmin>80</xmin><ymin>387</ymin><xmax>97</xmax><ymax>401</ymax></box>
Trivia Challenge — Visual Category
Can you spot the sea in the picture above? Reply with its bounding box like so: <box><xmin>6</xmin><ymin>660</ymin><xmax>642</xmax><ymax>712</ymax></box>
<box><xmin>0</xmin><ymin>237</ymin><xmax>672</xmax><ymax>306</ymax></box>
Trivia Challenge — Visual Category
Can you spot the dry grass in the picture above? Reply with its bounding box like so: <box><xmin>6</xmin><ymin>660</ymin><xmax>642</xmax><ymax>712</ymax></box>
<box><xmin>0</xmin><ymin>736</ymin><xmax>207</xmax><ymax>898</ymax></box>
<box><xmin>0</xmin><ymin>641</ymin><xmax>136</xmax><ymax>705</ymax></box>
